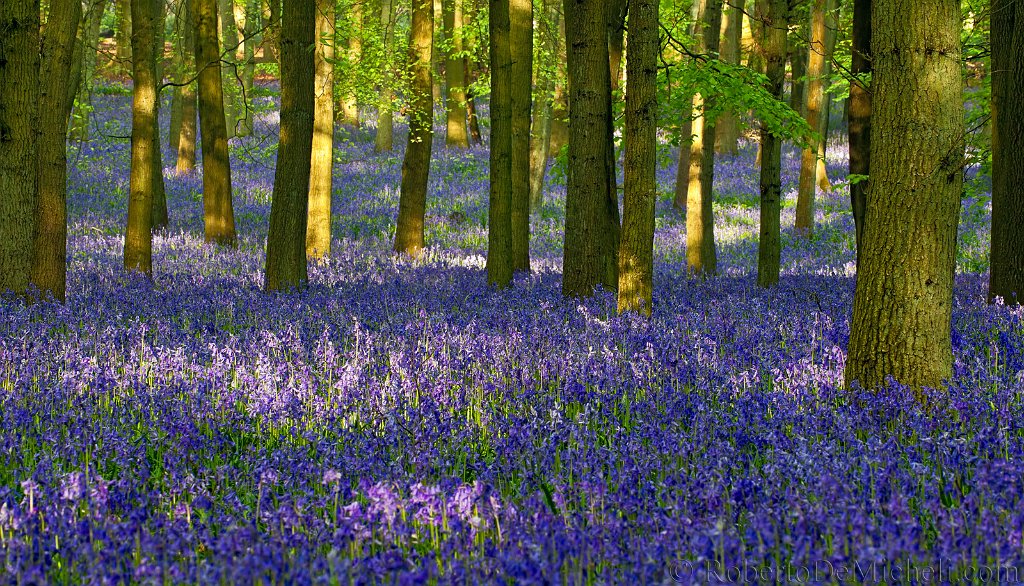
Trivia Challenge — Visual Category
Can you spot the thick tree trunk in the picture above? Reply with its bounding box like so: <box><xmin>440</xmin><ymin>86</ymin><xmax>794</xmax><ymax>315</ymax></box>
<box><xmin>510</xmin><ymin>0</ymin><xmax>533</xmax><ymax>272</ymax></box>
<box><xmin>151</xmin><ymin>0</ymin><xmax>169</xmax><ymax>230</ymax></box>
<box><xmin>177</xmin><ymin>0</ymin><xmax>198</xmax><ymax>173</ymax></box>
<box><xmin>394</xmin><ymin>0</ymin><xmax>434</xmax><ymax>256</ymax></box>
<box><xmin>989</xmin><ymin>0</ymin><xmax>1024</xmax><ymax>304</ymax></box>
<box><xmin>794</xmin><ymin>0</ymin><xmax>834</xmax><ymax>235</ymax></box>
<box><xmin>0</xmin><ymin>0</ymin><xmax>40</xmax><ymax>296</ymax></box>
<box><xmin>715</xmin><ymin>1</ymin><xmax>743</xmax><ymax>155</ymax></box>
<box><xmin>562</xmin><ymin>0</ymin><xmax>619</xmax><ymax>296</ymax></box>
<box><xmin>125</xmin><ymin>0</ymin><xmax>159</xmax><ymax>276</ymax></box>
<box><xmin>375</xmin><ymin>0</ymin><xmax>396</xmax><ymax>151</ymax></box>
<box><xmin>848</xmin><ymin>0</ymin><xmax>870</xmax><ymax>267</ymax></box>
<box><xmin>306</xmin><ymin>0</ymin><xmax>336</xmax><ymax>260</ymax></box>
<box><xmin>528</xmin><ymin>0</ymin><xmax>561</xmax><ymax>211</ymax></box>
<box><xmin>756</xmin><ymin>0</ymin><xmax>787</xmax><ymax>288</ymax></box>
<box><xmin>844</xmin><ymin>0</ymin><xmax>963</xmax><ymax>393</ymax></box>
<box><xmin>340</xmin><ymin>0</ymin><xmax>362</xmax><ymax>126</ymax></box>
<box><xmin>443</xmin><ymin>0</ymin><xmax>469</xmax><ymax>147</ymax></box>
<box><xmin>617</xmin><ymin>0</ymin><xmax>658</xmax><ymax>315</ymax></box>
<box><xmin>487</xmin><ymin>0</ymin><xmax>514</xmax><ymax>286</ymax></box>
<box><xmin>686</xmin><ymin>0</ymin><xmax>723</xmax><ymax>276</ymax></box>
<box><xmin>194</xmin><ymin>0</ymin><xmax>237</xmax><ymax>245</ymax></box>
<box><xmin>266</xmin><ymin>0</ymin><xmax>316</xmax><ymax>290</ymax></box>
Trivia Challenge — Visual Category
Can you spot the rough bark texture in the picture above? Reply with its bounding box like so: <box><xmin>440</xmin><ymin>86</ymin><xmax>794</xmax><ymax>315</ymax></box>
<box><xmin>125</xmin><ymin>0</ymin><xmax>159</xmax><ymax>276</ymax></box>
<box><xmin>0</xmin><ymin>0</ymin><xmax>40</xmax><ymax>296</ymax></box>
<box><xmin>443</xmin><ymin>0</ymin><xmax>469</xmax><ymax>147</ymax></box>
<box><xmin>617</xmin><ymin>0</ymin><xmax>658</xmax><ymax>315</ymax></box>
<box><xmin>340</xmin><ymin>0</ymin><xmax>362</xmax><ymax>126</ymax></box>
<box><xmin>848</xmin><ymin>0</ymin><xmax>870</xmax><ymax>267</ymax></box>
<box><xmin>306</xmin><ymin>0</ymin><xmax>336</xmax><ymax>260</ymax></box>
<box><xmin>715</xmin><ymin>0</ymin><xmax>743</xmax><ymax>155</ymax></box>
<box><xmin>606</xmin><ymin>0</ymin><xmax>627</xmax><ymax>90</ymax></box>
<box><xmin>794</xmin><ymin>0</ymin><xmax>833</xmax><ymax>235</ymax></box>
<box><xmin>32</xmin><ymin>0</ymin><xmax>83</xmax><ymax>302</ymax></box>
<box><xmin>528</xmin><ymin>0</ymin><xmax>561</xmax><ymax>211</ymax></box>
<box><xmin>194</xmin><ymin>0</ymin><xmax>237</xmax><ymax>245</ymax></box>
<box><xmin>756</xmin><ymin>0</ymin><xmax>787</xmax><ymax>288</ymax></box>
<box><xmin>686</xmin><ymin>0</ymin><xmax>723</xmax><ymax>276</ymax></box>
<box><xmin>487</xmin><ymin>0</ymin><xmax>514</xmax><ymax>287</ymax></box>
<box><xmin>375</xmin><ymin>0</ymin><xmax>396</xmax><ymax>151</ymax></box>
<box><xmin>562</xmin><ymin>0</ymin><xmax>620</xmax><ymax>297</ymax></box>
<box><xmin>394</xmin><ymin>0</ymin><xmax>434</xmax><ymax>256</ymax></box>
<box><xmin>510</xmin><ymin>0</ymin><xmax>533</xmax><ymax>272</ymax></box>
<box><xmin>989</xmin><ymin>0</ymin><xmax>1024</xmax><ymax>304</ymax></box>
<box><xmin>844</xmin><ymin>0</ymin><xmax>963</xmax><ymax>393</ymax></box>
<box><xmin>265</xmin><ymin>0</ymin><xmax>316</xmax><ymax>291</ymax></box>
<box><xmin>177</xmin><ymin>0</ymin><xmax>198</xmax><ymax>173</ymax></box>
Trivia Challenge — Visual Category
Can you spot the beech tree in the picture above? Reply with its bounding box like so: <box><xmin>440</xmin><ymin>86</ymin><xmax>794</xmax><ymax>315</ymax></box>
<box><xmin>510</xmin><ymin>0</ymin><xmax>533</xmax><ymax>272</ymax></box>
<box><xmin>443</xmin><ymin>0</ymin><xmax>470</xmax><ymax>148</ymax></box>
<box><xmin>375</xmin><ymin>0</ymin><xmax>397</xmax><ymax>152</ymax></box>
<box><xmin>176</xmin><ymin>0</ymin><xmax>199</xmax><ymax>174</ymax></box>
<box><xmin>306</xmin><ymin>0</ymin><xmax>336</xmax><ymax>260</ymax></box>
<box><xmin>848</xmin><ymin>0</ymin><xmax>870</xmax><ymax>266</ymax></box>
<box><xmin>756</xmin><ymin>0</ymin><xmax>788</xmax><ymax>288</ymax></box>
<box><xmin>487</xmin><ymin>0</ymin><xmax>514</xmax><ymax>287</ymax></box>
<box><xmin>528</xmin><ymin>0</ymin><xmax>561</xmax><ymax>211</ymax></box>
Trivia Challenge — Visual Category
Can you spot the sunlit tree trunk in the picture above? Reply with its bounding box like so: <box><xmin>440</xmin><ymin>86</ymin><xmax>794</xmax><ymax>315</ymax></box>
<box><xmin>487</xmin><ymin>0</ymin><xmax>514</xmax><ymax>287</ymax></box>
<box><xmin>116</xmin><ymin>0</ymin><xmax>133</xmax><ymax>72</ymax></box>
<box><xmin>548</xmin><ymin>16</ymin><xmax>568</xmax><ymax>155</ymax></box>
<box><xmin>463</xmin><ymin>0</ymin><xmax>483</xmax><ymax>143</ymax></box>
<box><xmin>686</xmin><ymin>0</ymin><xmax>723</xmax><ymax>276</ymax></box>
<box><xmin>845</xmin><ymin>0</ymin><xmax>963</xmax><ymax>393</ymax></box>
<box><xmin>177</xmin><ymin>0</ymin><xmax>199</xmax><ymax>173</ymax></box>
<box><xmin>673</xmin><ymin>0</ymin><xmax>705</xmax><ymax>212</ymax></box>
<box><xmin>306</xmin><ymin>0</ymin><xmax>335</xmax><ymax>260</ymax></box>
<box><xmin>794</xmin><ymin>0</ymin><xmax>835</xmax><ymax>235</ymax></box>
<box><xmin>813</xmin><ymin>4</ymin><xmax>838</xmax><ymax>193</ymax></box>
<box><xmin>266</xmin><ymin>0</ymin><xmax>316</xmax><ymax>290</ymax></box>
<box><xmin>443</xmin><ymin>0</ymin><xmax>469</xmax><ymax>147</ymax></box>
<box><xmin>756</xmin><ymin>0</ymin><xmax>787</xmax><ymax>288</ymax></box>
<box><xmin>194</xmin><ymin>0</ymin><xmax>237</xmax><ymax>245</ymax></box>
<box><xmin>265</xmin><ymin>0</ymin><xmax>281</xmax><ymax>63</ymax></box>
<box><xmin>715</xmin><ymin>0</ymin><xmax>743</xmax><ymax>155</ymax></box>
<box><xmin>989</xmin><ymin>0</ymin><xmax>1024</xmax><ymax>304</ymax></box>
<box><xmin>218</xmin><ymin>0</ymin><xmax>241</xmax><ymax>138</ymax></box>
<box><xmin>0</xmin><ymin>0</ymin><xmax>40</xmax><ymax>296</ymax></box>
<box><xmin>528</xmin><ymin>0</ymin><xmax>561</xmax><ymax>211</ymax></box>
<box><xmin>151</xmin><ymin>0</ymin><xmax>169</xmax><ymax>230</ymax></box>
<box><xmin>239</xmin><ymin>0</ymin><xmax>259</xmax><ymax>136</ymax></box>
<box><xmin>375</xmin><ymin>0</ymin><xmax>396</xmax><ymax>151</ymax></box>
<box><xmin>562</xmin><ymin>0</ymin><xmax>619</xmax><ymax>296</ymax></box>
<box><xmin>340</xmin><ymin>0</ymin><xmax>362</xmax><ymax>126</ymax></box>
<box><xmin>510</xmin><ymin>0</ymin><xmax>533</xmax><ymax>272</ymax></box>
<box><xmin>125</xmin><ymin>0</ymin><xmax>159</xmax><ymax>276</ymax></box>
<box><xmin>618</xmin><ymin>0</ymin><xmax>658</xmax><ymax>315</ymax></box>
<box><xmin>394</xmin><ymin>0</ymin><xmax>434</xmax><ymax>256</ymax></box>
<box><xmin>848</xmin><ymin>0</ymin><xmax>869</xmax><ymax>267</ymax></box>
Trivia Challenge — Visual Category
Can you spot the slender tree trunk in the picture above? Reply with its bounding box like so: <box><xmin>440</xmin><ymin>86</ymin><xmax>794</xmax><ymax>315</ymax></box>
<box><xmin>756</xmin><ymin>0</ymin><xmax>787</xmax><ymax>288</ymax></box>
<box><xmin>394</xmin><ymin>0</ymin><xmax>434</xmax><ymax>256</ymax></box>
<box><xmin>266</xmin><ymin>0</ymin><xmax>316</xmax><ymax>290</ymax></box>
<box><xmin>218</xmin><ymin>0</ymin><xmax>240</xmax><ymax>138</ymax></box>
<box><xmin>618</xmin><ymin>0</ymin><xmax>658</xmax><ymax>315</ymax></box>
<box><xmin>443</xmin><ymin>0</ymin><xmax>470</xmax><ymax>147</ymax></box>
<box><xmin>562</xmin><ymin>0</ymin><xmax>619</xmax><ymax>296</ymax></box>
<box><xmin>789</xmin><ymin>5</ymin><xmax>808</xmax><ymax>116</ymax></box>
<box><xmin>989</xmin><ymin>0</ymin><xmax>1024</xmax><ymax>304</ymax></box>
<box><xmin>686</xmin><ymin>0</ymin><xmax>723</xmax><ymax>276</ymax></box>
<box><xmin>71</xmin><ymin>0</ymin><xmax>108</xmax><ymax>141</ymax></box>
<box><xmin>238</xmin><ymin>0</ymin><xmax>258</xmax><ymax>136</ymax></box>
<box><xmin>125</xmin><ymin>0</ymin><xmax>159</xmax><ymax>276</ymax></box>
<box><xmin>375</xmin><ymin>0</ymin><xmax>396</xmax><ymax>151</ymax></box>
<box><xmin>306</xmin><ymin>0</ymin><xmax>335</xmax><ymax>260</ymax></box>
<box><xmin>463</xmin><ymin>1</ymin><xmax>483</xmax><ymax>144</ymax></box>
<box><xmin>606</xmin><ymin>0</ymin><xmax>627</xmax><ymax>91</ymax></box>
<box><xmin>844</xmin><ymin>0</ymin><xmax>963</xmax><ymax>393</ymax></box>
<box><xmin>177</xmin><ymin>0</ymin><xmax>198</xmax><ymax>173</ymax></box>
<box><xmin>715</xmin><ymin>0</ymin><xmax>743</xmax><ymax>155</ymax></box>
<box><xmin>266</xmin><ymin>0</ymin><xmax>281</xmax><ymax>63</ymax></box>
<box><xmin>794</xmin><ymin>0</ymin><xmax>834</xmax><ymax>235</ymax></box>
<box><xmin>673</xmin><ymin>0</ymin><xmax>705</xmax><ymax>211</ymax></box>
<box><xmin>0</xmin><ymin>0</ymin><xmax>40</xmax><ymax>296</ymax></box>
<box><xmin>340</xmin><ymin>0</ymin><xmax>362</xmax><ymax>126</ymax></box>
<box><xmin>510</xmin><ymin>0</ymin><xmax>533</xmax><ymax>272</ymax></box>
<box><xmin>194</xmin><ymin>0</ymin><xmax>237</xmax><ymax>245</ymax></box>
<box><xmin>848</xmin><ymin>0</ymin><xmax>870</xmax><ymax>268</ymax></box>
<box><xmin>547</xmin><ymin>16</ymin><xmax>568</xmax><ymax>154</ymax></box>
<box><xmin>487</xmin><ymin>0</ymin><xmax>514</xmax><ymax>287</ymax></box>
<box><xmin>116</xmin><ymin>0</ymin><xmax>133</xmax><ymax>72</ymax></box>
<box><xmin>528</xmin><ymin>0</ymin><xmax>561</xmax><ymax>211</ymax></box>
<box><xmin>151</xmin><ymin>0</ymin><xmax>169</xmax><ymax>230</ymax></box>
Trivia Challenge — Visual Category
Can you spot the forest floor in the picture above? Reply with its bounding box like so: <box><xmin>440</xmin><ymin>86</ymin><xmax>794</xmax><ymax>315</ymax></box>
<box><xmin>0</xmin><ymin>83</ymin><xmax>1020</xmax><ymax>583</ymax></box>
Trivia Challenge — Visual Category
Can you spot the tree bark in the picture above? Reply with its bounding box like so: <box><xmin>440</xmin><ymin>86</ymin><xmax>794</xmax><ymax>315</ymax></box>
<box><xmin>239</xmin><ymin>0</ymin><xmax>258</xmax><ymax>136</ymax></box>
<box><xmin>528</xmin><ymin>0</ymin><xmax>561</xmax><ymax>211</ymax></box>
<box><xmin>547</xmin><ymin>16</ymin><xmax>568</xmax><ymax>155</ymax></box>
<box><xmin>340</xmin><ymin>0</ymin><xmax>362</xmax><ymax>126</ymax></box>
<box><xmin>844</xmin><ymin>0</ymin><xmax>963</xmax><ymax>393</ymax></box>
<box><xmin>177</xmin><ymin>0</ymin><xmax>199</xmax><ymax>173</ymax></box>
<box><xmin>673</xmin><ymin>0</ymin><xmax>705</xmax><ymax>212</ymax></box>
<box><xmin>487</xmin><ymin>0</ymin><xmax>514</xmax><ymax>287</ymax></box>
<box><xmin>989</xmin><ymin>0</ymin><xmax>1024</xmax><ymax>304</ymax></box>
<box><xmin>0</xmin><ymin>0</ymin><xmax>40</xmax><ymax>296</ymax></box>
<box><xmin>306</xmin><ymin>0</ymin><xmax>335</xmax><ymax>260</ymax></box>
<box><xmin>756</xmin><ymin>0</ymin><xmax>787</xmax><ymax>288</ymax></box>
<box><xmin>116</xmin><ymin>0</ymin><xmax>133</xmax><ymax>72</ymax></box>
<box><xmin>443</xmin><ymin>0</ymin><xmax>469</xmax><ymax>147</ymax></box>
<box><xmin>562</xmin><ymin>0</ymin><xmax>619</xmax><ymax>296</ymax></box>
<box><xmin>394</xmin><ymin>0</ymin><xmax>434</xmax><ymax>256</ymax></box>
<box><xmin>463</xmin><ymin>0</ymin><xmax>483</xmax><ymax>144</ymax></box>
<box><xmin>218</xmin><ymin>0</ymin><xmax>241</xmax><ymax>138</ymax></box>
<box><xmin>151</xmin><ymin>0</ymin><xmax>169</xmax><ymax>230</ymax></box>
<box><xmin>606</xmin><ymin>0</ymin><xmax>627</xmax><ymax>91</ymax></box>
<box><xmin>375</xmin><ymin>0</ymin><xmax>396</xmax><ymax>151</ymax></box>
<box><xmin>794</xmin><ymin>0</ymin><xmax>834</xmax><ymax>235</ymax></box>
<box><xmin>686</xmin><ymin>0</ymin><xmax>723</xmax><ymax>276</ymax></box>
<box><xmin>70</xmin><ymin>0</ymin><xmax>108</xmax><ymax>141</ymax></box>
<box><xmin>848</xmin><ymin>0</ymin><xmax>869</xmax><ymax>267</ymax></box>
<box><xmin>194</xmin><ymin>0</ymin><xmax>237</xmax><ymax>245</ymax></box>
<box><xmin>510</xmin><ymin>0</ymin><xmax>533</xmax><ymax>272</ymax></box>
<box><xmin>125</xmin><ymin>0</ymin><xmax>159</xmax><ymax>276</ymax></box>
<box><xmin>617</xmin><ymin>0</ymin><xmax>658</xmax><ymax>315</ymax></box>
<box><xmin>715</xmin><ymin>0</ymin><xmax>743</xmax><ymax>155</ymax></box>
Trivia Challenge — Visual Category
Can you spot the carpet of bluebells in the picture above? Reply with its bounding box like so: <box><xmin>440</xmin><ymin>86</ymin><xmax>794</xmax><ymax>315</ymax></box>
<box><xmin>0</xmin><ymin>82</ymin><xmax>1021</xmax><ymax>585</ymax></box>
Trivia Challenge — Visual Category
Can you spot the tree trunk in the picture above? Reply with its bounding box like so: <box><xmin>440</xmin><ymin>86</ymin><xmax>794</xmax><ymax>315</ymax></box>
<box><xmin>606</xmin><ymin>0</ymin><xmax>627</xmax><ymax>91</ymax></box>
<box><xmin>375</xmin><ymin>0</ymin><xmax>396</xmax><ymax>151</ymax></box>
<box><xmin>844</xmin><ymin>0</ymin><xmax>963</xmax><ymax>393</ymax></box>
<box><xmin>673</xmin><ymin>0</ymin><xmax>706</xmax><ymax>211</ymax></box>
<box><xmin>794</xmin><ymin>0</ymin><xmax>834</xmax><ymax>235</ymax></box>
<box><xmin>125</xmin><ymin>0</ymin><xmax>159</xmax><ymax>276</ymax></box>
<box><xmin>340</xmin><ymin>0</ymin><xmax>362</xmax><ymax>126</ymax></box>
<box><xmin>266</xmin><ymin>0</ymin><xmax>316</xmax><ymax>290</ymax></box>
<box><xmin>546</xmin><ymin>16</ymin><xmax>568</xmax><ymax>155</ymax></box>
<box><xmin>756</xmin><ymin>0</ymin><xmax>787</xmax><ymax>288</ymax></box>
<box><xmin>715</xmin><ymin>0</ymin><xmax>743</xmax><ymax>155</ymax></box>
<box><xmin>394</xmin><ymin>0</ymin><xmax>434</xmax><ymax>256</ymax></box>
<box><xmin>306</xmin><ymin>0</ymin><xmax>335</xmax><ymax>260</ymax></box>
<box><xmin>528</xmin><ymin>0</ymin><xmax>561</xmax><ymax>211</ymax></box>
<box><xmin>116</xmin><ymin>0</ymin><xmax>133</xmax><ymax>72</ymax></box>
<box><xmin>70</xmin><ymin>0</ymin><xmax>108</xmax><ymax>141</ymax></box>
<box><xmin>510</xmin><ymin>0</ymin><xmax>533</xmax><ymax>272</ymax></box>
<box><xmin>0</xmin><ymin>0</ymin><xmax>40</xmax><ymax>296</ymax></box>
<box><xmin>617</xmin><ymin>0</ymin><xmax>658</xmax><ymax>315</ymax></box>
<box><xmin>194</xmin><ymin>0</ymin><xmax>237</xmax><ymax>245</ymax></box>
<box><xmin>265</xmin><ymin>0</ymin><xmax>281</xmax><ymax>63</ymax></box>
<box><xmin>848</xmin><ymin>0</ymin><xmax>869</xmax><ymax>268</ymax></box>
<box><xmin>218</xmin><ymin>0</ymin><xmax>241</xmax><ymax>138</ymax></box>
<box><xmin>177</xmin><ymin>0</ymin><xmax>198</xmax><ymax>173</ymax></box>
<box><xmin>788</xmin><ymin>6</ymin><xmax>807</xmax><ymax>117</ymax></box>
<box><xmin>487</xmin><ymin>0</ymin><xmax>514</xmax><ymax>287</ymax></box>
<box><xmin>239</xmin><ymin>0</ymin><xmax>258</xmax><ymax>136</ymax></box>
<box><xmin>562</xmin><ymin>0</ymin><xmax>619</xmax><ymax>296</ymax></box>
<box><xmin>463</xmin><ymin>0</ymin><xmax>483</xmax><ymax>144</ymax></box>
<box><xmin>989</xmin><ymin>0</ymin><xmax>1024</xmax><ymax>304</ymax></box>
<box><xmin>443</xmin><ymin>0</ymin><xmax>469</xmax><ymax>147</ymax></box>
<box><xmin>686</xmin><ymin>0</ymin><xmax>723</xmax><ymax>276</ymax></box>
<box><xmin>151</xmin><ymin>0</ymin><xmax>169</xmax><ymax>230</ymax></box>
